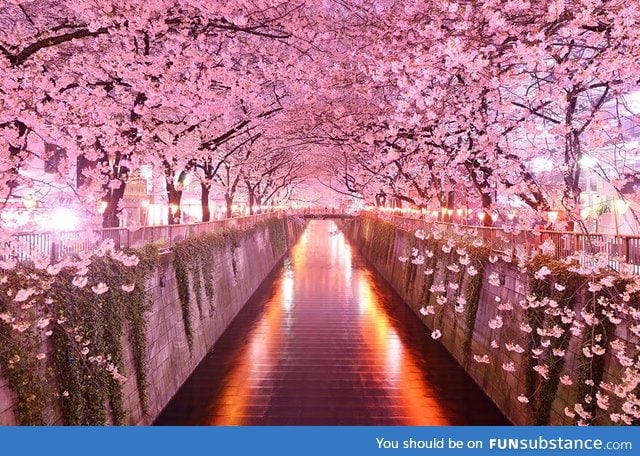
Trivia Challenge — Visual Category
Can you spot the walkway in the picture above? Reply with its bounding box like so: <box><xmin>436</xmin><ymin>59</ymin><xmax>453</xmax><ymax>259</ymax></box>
<box><xmin>155</xmin><ymin>220</ymin><xmax>508</xmax><ymax>425</ymax></box>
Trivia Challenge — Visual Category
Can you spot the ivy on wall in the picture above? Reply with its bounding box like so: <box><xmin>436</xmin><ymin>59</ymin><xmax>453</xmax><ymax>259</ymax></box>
<box><xmin>351</xmin><ymin>216</ymin><xmax>488</xmax><ymax>358</ymax></box>
<box><xmin>0</xmin><ymin>217</ymin><xmax>294</xmax><ymax>426</ymax></box>
<box><xmin>349</xmin><ymin>215</ymin><xmax>640</xmax><ymax>426</ymax></box>
<box><xmin>0</xmin><ymin>244</ymin><xmax>158</xmax><ymax>425</ymax></box>
<box><xmin>525</xmin><ymin>255</ymin><xmax>578</xmax><ymax>425</ymax></box>
<box><xmin>172</xmin><ymin>218</ymin><xmax>289</xmax><ymax>353</ymax></box>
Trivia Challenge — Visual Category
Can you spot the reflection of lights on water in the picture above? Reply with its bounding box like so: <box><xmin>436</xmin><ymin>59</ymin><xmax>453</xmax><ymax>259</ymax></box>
<box><xmin>356</xmin><ymin>270</ymin><xmax>402</xmax><ymax>376</ymax></box>
<box><xmin>282</xmin><ymin>259</ymin><xmax>295</xmax><ymax>311</ymax></box>
<box><xmin>386</xmin><ymin>330</ymin><xmax>402</xmax><ymax>376</ymax></box>
<box><xmin>358</xmin><ymin>275</ymin><xmax>369</xmax><ymax>314</ymax></box>
<box><xmin>282</xmin><ymin>275</ymin><xmax>294</xmax><ymax>311</ymax></box>
<box><xmin>328</xmin><ymin>221</ymin><xmax>352</xmax><ymax>283</ymax></box>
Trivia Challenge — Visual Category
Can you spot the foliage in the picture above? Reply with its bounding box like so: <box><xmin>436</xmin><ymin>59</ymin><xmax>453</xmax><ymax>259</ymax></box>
<box><xmin>0</xmin><ymin>242</ymin><xmax>158</xmax><ymax>425</ymax></box>
<box><xmin>359</xmin><ymin>214</ymin><xmax>640</xmax><ymax>426</ymax></box>
<box><xmin>525</xmin><ymin>255</ymin><xmax>580</xmax><ymax>425</ymax></box>
<box><xmin>172</xmin><ymin>218</ymin><xmax>288</xmax><ymax>351</ymax></box>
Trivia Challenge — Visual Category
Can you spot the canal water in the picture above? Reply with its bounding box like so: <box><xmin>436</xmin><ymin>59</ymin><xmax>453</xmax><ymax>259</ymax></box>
<box><xmin>155</xmin><ymin>220</ymin><xmax>508</xmax><ymax>425</ymax></box>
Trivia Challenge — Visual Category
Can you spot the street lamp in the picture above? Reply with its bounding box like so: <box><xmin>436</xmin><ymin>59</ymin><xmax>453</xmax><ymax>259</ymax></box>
<box><xmin>22</xmin><ymin>194</ymin><xmax>36</xmax><ymax>210</ymax></box>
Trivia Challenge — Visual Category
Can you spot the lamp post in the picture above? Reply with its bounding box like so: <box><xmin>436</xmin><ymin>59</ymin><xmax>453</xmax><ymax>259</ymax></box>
<box><xmin>579</xmin><ymin>155</ymin><xmax>598</xmax><ymax>232</ymax></box>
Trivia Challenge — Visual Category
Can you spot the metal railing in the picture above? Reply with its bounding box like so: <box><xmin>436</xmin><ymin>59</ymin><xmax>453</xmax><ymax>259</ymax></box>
<box><xmin>373</xmin><ymin>213</ymin><xmax>640</xmax><ymax>272</ymax></box>
<box><xmin>7</xmin><ymin>212</ymin><xmax>282</xmax><ymax>262</ymax></box>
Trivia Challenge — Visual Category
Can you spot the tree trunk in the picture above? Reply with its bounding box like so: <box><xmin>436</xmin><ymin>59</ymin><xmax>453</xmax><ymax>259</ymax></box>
<box><xmin>480</xmin><ymin>194</ymin><xmax>494</xmax><ymax>227</ymax></box>
<box><xmin>248</xmin><ymin>190</ymin><xmax>255</xmax><ymax>215</ymax></box>
<box><xmin>200</xmin><ymin>182</ymin><xmax>211</xmax><ymax>222</ymax></box>
<box><xmin>101</xmin><ymin>181</ymin><xmax>127</xmax><ymax>228</ymax></box>
<box><xmin>225</xmin><ymin>193</ymin><xmax>233</xmax><ymax>219</ymax></box>
<box><xmin>166</xmin><ymin>181</ymin><xmax>182</xmax><ymax>225</ymax></box>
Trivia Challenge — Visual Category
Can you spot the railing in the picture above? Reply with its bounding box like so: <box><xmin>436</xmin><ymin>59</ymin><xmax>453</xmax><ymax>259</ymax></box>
<box><xmin>373</xmin><ymin>213</ymin><xmax>640</xmax><ymax>272</ymax></box>
<box><xmin>8</xmin><ymin>212</ymin><xmax>281</xmax><ymax>262</ymax></box>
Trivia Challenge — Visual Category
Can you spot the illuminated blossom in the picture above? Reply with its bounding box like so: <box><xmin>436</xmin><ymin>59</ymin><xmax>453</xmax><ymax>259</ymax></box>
<box><xmin>588</xmin><ymin>282</ymin><xmax>603</xmax><ymax>293</ymax></box>
<box><xmin>0</xmin><ymin>259</ymin><xmax>17</xmax><ymax>270</ymax></box>
<box><xmin>14</xmin><ymin>288</ymin><xmax>35</xmax><ymax>302</ymax></box>
<box><xmin>505</xmin><ymin>343</ymin><xmax>525</xmax><ymax>353</ymax></box>
<box><xmin>534</xmin><ymin>266</ymin><xmax>551</xmax><ymax>280</ymax></box>
<box><xmin>431</xmin><ymin>329</ymin><xmax>442</xmax><ymax>340</ymax></box>
<box><xmin>411</xmin><ymin>255</ymin><xmax>424</xmax><ymax>265</ymax></box>
<box><xmin>72</xmin><ymin>276</ymin><xmax>88</xmax><ymax>288</ymax></box>
<box><xmin>488</xmin><ymin>316</ymin><xmax>503</xmax><ymax>329</ymax></box>
<box><xmin>599</xmin><ymin>276</ymin><xmax>615</xmax><ymax>287</ymax></box>
<box><xmin>473</xmin><ymin>354</ymin><xmax>490</xmax><ymax>364</ymax></box>
<box><xmin>91</xmin><ymin>282</ymin><xmax>109</xmax><ymax>295</ymax></box>
<box><xmin>419</xmin><ymin>306</ymin><xmax>435</xmax><ymax>316</ymax></box>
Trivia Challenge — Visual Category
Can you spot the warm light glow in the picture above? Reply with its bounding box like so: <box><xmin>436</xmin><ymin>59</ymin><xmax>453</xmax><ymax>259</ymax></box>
<box><xmin>22</xmin><ymin>194</ymin><xmax>36</xmax><ymax>210</ymax></box>
<box><xmin>580</xmin><ymin>207</ymin><xmax>591</xmax><ymax>220</ymax></box>
<box><xmin>507</xmin><ymin>211</ymin><xmax>515</xmax><ymax>221</ymax></box>
<box><xmin>531</xmin><ymin>156</ymin><xmax>553</xmax><ymax>173</ymax></box>
<box><xmin>51</xmin><ymin>207</ymin><xmax>79</xmax><ymax>231</ymax></box>
<box><xmin>613</xmin><ymin>199</ymin><xmax>630</xmax><ymax>215</ymax></box>
<box><xmin>98</xmin><ymin>201</ymin><xmax>108</xmax><ymax>214</ymax></box>
<box><xmin>547</xmin><ymin>211</ymin><xmax>559</xmax><ymax>223</ymax></box>
<box><xmin>456</xmin><ymin>208</ymin><xmax>463</xmax><ymax>217</ymax></box>
<box><xmin>148</xmin><ymin>203</ymin><xmax>162</xmax><ymax>225</ymax></box>
<box><xmin>491</xmin><ymin>212</ymin><xmax>499</xmax><ymax>222</ymax></box>
<box><xmin>579</xmin><ymin>155</ymin><xmax>598</xmax><ymax>169</ymax></box>
<box><xmin>446</xmin><ymin>208</ymin><xmax>453</xmax><ymax>217</ymax></box>
<box><xmin>477</xmin><ymin>211</ymin><xmax>486</xmax><ymax>221</ymax></box>
<box><xmin>169</xmin><ymin>203</ymin><xmax>179</xmax><ymax>214</ymax></box>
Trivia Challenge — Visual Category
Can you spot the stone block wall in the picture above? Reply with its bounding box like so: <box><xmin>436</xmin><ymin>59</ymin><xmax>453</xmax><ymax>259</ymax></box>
<box><xmin>0</xmin><ymin>216</ymin><xmax>303</xmax><ymax>425</ymax></box>
<box><xmin>343</xmin><ymin>216</ymin><xmax>636</xmax><ymax>426</ymax></box>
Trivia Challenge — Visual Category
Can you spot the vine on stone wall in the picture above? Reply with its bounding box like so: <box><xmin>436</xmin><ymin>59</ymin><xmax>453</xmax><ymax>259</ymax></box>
<box><xmin>0</xmin><ymin>243</ymin><xmax>158</xmax><ymax>425</ymax></box>
<box><xmin>462</xmin><ymin>260</ymin><xmax>485</xmax><ymax>359</ymax></box>
<box><xmin>0</xmin><ymin>271</ymin><xmax>47</xmax><ymax>424</ymax></box>
<box><xmin>266</xmin><ymin>218</ymin><xmax>287</xmax><ymax>255</ymax></box>
<box><xmin>49</xmin><ymin>244</ymin><xmax>159</xmax><ymax>425</ymax></box>
<box><xmin>357</xmin><ymin>216</ymin><xmax>489</xmax><ymax>356</ymax></box>
<box><xmin>354</xmin><ymin>215</ymin><xmax>640</xmax><ymax>425</ymax></box>
<box><xmin>173</xmin><ymin>218</ymin><xmax>288</xmax><ymax>352</ymax></box>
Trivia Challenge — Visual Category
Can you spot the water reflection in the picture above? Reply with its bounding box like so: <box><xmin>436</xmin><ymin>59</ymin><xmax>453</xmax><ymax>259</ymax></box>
<box><xmin>155</xmin><ymin>220</ymin><xmax>508</xmax><ymax>425</ymax></box>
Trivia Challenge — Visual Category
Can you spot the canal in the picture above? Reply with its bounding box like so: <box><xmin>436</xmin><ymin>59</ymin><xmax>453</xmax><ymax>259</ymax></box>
<box><xmin>155</xmin><ymin>220</ymin><xmax>508</xmax><ymax>425</ymax></box>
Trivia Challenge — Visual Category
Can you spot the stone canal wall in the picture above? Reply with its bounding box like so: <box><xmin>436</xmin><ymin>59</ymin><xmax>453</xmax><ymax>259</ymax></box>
<box><xmin>0</xmin><ymin>216</ymin><xmax>304</xmax><ymax>425</ymax></box>
<box><xmin>343</xmin><ymin>216</ymin><xmax>637</xmax><ymax>426</ymax></box>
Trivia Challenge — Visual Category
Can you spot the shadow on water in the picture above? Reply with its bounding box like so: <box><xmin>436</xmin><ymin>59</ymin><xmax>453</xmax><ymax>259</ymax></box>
<box><xmin>155</xmin><ymin>220</ymin><xmax>510</xmax><ymax>425</ymax></box>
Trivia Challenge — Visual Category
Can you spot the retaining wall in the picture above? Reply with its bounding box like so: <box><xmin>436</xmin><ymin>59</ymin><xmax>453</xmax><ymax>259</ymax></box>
<box><xmin>343</xmin><ymin>216</ymin><xmax>634</xmax><ymax>426</ymax></box>
<box><xmin>0</xmin><ymin>216</ymin><xmax>303</xmax><ymax>425</ymax></box>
